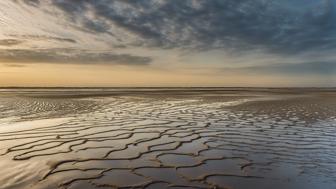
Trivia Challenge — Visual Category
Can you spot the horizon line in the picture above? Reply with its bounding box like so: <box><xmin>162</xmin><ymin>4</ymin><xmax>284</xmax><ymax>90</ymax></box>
<box><xmin>0</xmin><ymin>86</ymin><xmax>335</xmax><ymax>89</ymax></box>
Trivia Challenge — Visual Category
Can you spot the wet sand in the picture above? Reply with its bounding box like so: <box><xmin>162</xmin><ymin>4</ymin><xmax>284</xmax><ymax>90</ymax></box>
<box><xmin>0</xmin><ymin>88</ymin><xmax>335</xmax><ymax>189</ymax></box>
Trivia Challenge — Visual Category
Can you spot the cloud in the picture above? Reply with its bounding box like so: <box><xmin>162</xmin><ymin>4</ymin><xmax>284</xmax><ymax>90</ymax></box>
<box><xmin>14</xmin><ymin>0</ymin><xmax>40</xmax><ymax>6</ymax></box>
<box><xmin>0</xmin><ymin>39</ymin><xmax>23</xmax><ymax>46</ymax></box>
<box><xmin>2</xmin><ymin>63</ymin><xmax>26</xmax><ymax>67</ymax></box>
<box><xmin>229</xmin><ymin>61</ymin><xmax>336</xmax><ymax>75</ymax></box>
<box><xmin>7</xmin><ymin>35</ymin><xmax>77</xmax><ymax>43</ymax></box>
<box><xmin>48</xmin><ymin>0</ymin><xmax>336</xmax><ymax>55</ymax></box>
<box><xmin>7</xmin><ymin>0</ymin><xmax>336</xmax><ymax>77</ymax></box>
<box><xmin>0</xmin><ymin>49</ymin><xmax>152</xmax><ymax>65</ymax></box>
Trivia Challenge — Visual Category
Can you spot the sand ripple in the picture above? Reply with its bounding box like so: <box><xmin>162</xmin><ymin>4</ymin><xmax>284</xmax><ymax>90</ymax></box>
<box><xmin>0</xmin><ymin>90</ymin><xmax>335</xmax><ymax>189</ymax></box>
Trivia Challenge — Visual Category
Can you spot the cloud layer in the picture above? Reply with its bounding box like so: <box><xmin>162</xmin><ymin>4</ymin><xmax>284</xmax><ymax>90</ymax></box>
<box><xmin>0</xmin><ymin>49</ymin><xmax>151</xmax><ymax>65</ymax></box>
<box><xmin>49</xmin><ymin>0</ymin><xmax>336</xmax><ymax>54</ymax></box>
<box><xmin>228</xmin><ymin>61</ymin><xmax>336</xmax><ymax>75</ymax></box>
<box><xmin>0</xmin><ymin>0</ymin><xmax>334</xmax><ymax>86</ymax></box>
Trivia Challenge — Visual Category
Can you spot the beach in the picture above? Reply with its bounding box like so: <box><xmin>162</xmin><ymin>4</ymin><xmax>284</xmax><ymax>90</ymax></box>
<box><xmin>0</xmin><ymin>88</ymin><xmax>335</xmax><ymax>189</ymax></box>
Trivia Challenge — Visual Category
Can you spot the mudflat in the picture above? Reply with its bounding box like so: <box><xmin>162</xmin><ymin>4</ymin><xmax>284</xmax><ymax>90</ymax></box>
<box><xmin>0</xmin><ymin>88</ymin><xmax>335</xmax><ymax>189</ymax></box>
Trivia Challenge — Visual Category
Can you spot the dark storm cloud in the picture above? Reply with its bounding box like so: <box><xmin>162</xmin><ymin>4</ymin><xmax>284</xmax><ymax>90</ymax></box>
<box><xmin>50</xmin><ymin>0</ymin><xmax>336</xmax><ymax>54</ymax></box>
<box><xmin>0</xmin><ymin>49</ymin><xmax>152</xmax><ymax>65</ymax></box>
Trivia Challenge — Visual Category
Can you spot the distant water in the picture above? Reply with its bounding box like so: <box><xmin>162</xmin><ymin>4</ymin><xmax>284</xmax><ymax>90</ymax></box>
<box><xmin>0</xmin><ymin>89</ymin><xmax>335</xmax><ymax>189</ymax></box>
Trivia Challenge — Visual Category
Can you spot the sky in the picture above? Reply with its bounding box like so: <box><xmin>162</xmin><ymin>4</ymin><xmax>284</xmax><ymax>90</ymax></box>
<box><xmin>0</xmin><ymin>0</ymin><xmax>335</xmax><ymax>87</ymax></box>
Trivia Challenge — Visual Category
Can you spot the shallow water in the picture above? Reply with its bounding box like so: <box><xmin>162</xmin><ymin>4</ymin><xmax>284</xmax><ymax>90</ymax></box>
<box><xmin>0</xmin><ymin>89</ymin><xmax>335</xmax><ymax>189</ymax></box>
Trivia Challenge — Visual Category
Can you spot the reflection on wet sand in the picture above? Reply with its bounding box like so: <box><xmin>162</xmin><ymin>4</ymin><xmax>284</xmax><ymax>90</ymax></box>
<box><xmin>0</xmin><ymin>88</ymin><xmax>335</xmax><ymax>189</ymax></box>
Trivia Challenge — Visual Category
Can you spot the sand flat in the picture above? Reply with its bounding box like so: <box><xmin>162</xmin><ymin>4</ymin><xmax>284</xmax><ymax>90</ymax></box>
<box><xmin>0</xmin><ymin>88</ymin><xmax>335</xmax><ymax>189</ymax></box>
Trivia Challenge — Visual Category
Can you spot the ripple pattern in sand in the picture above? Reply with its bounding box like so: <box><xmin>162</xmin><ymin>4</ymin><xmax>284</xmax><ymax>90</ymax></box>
<box><xmin>0</xmin><ymin>94</ymin><xmax>335</xmax><ymax>189</ymax></box>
